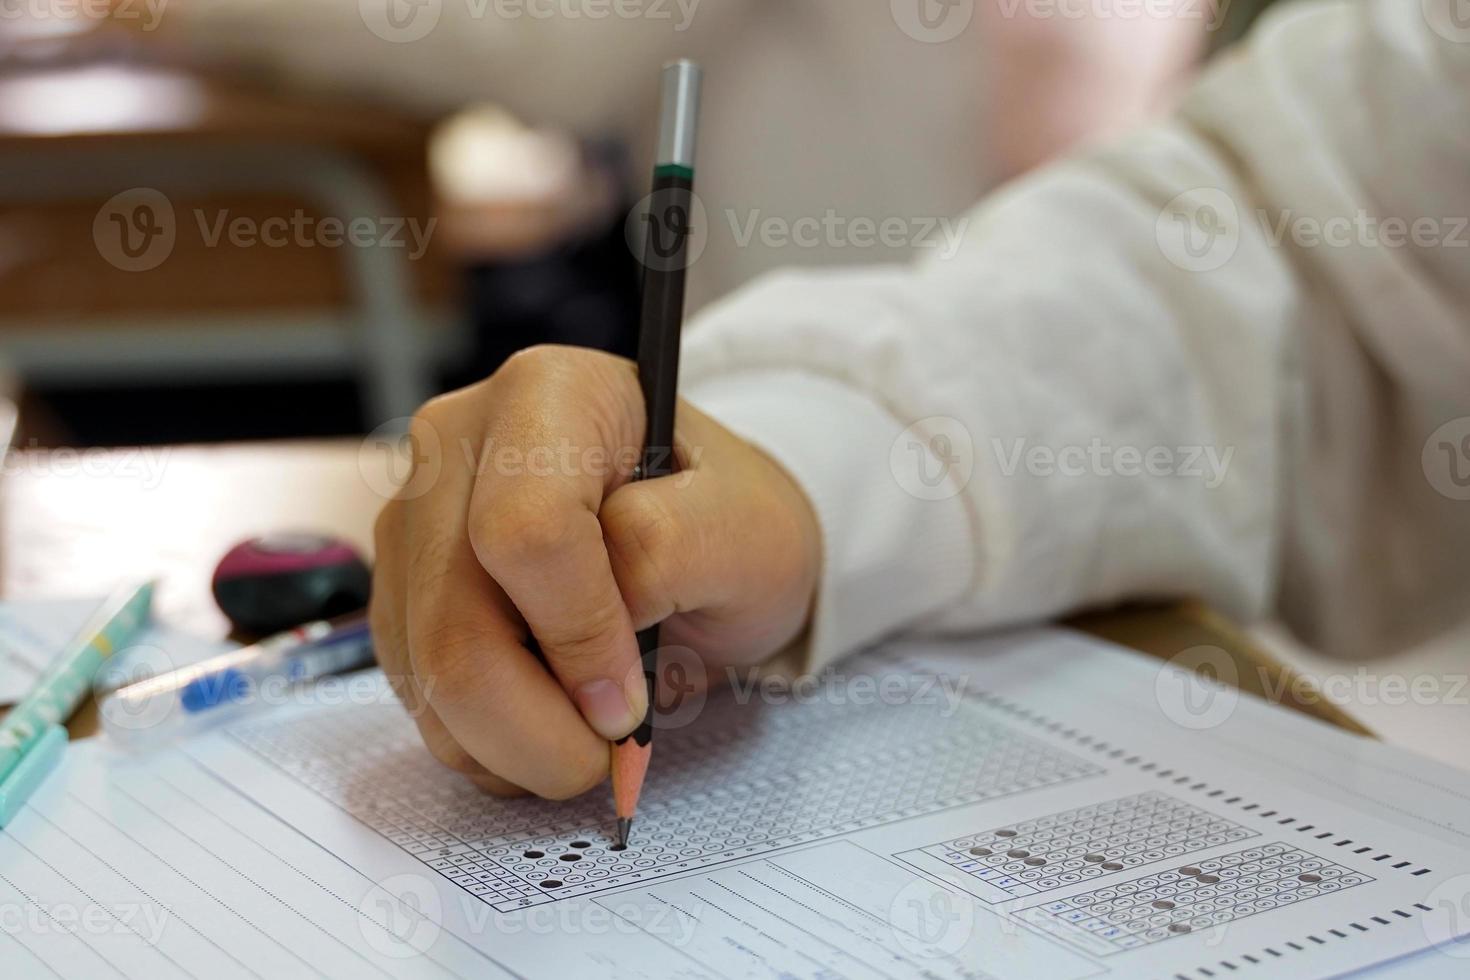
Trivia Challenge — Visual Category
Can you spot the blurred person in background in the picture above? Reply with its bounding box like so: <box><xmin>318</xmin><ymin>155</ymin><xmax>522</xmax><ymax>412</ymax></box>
<box><xmin>0</xmin><ymin>0</ymin><xmax>1273</xmax><ymax>447</ymax></box>
<box><xmin>166</xmin><ymin>0</ymin><xmax>1213</xmax><ymax>311</ymax></box>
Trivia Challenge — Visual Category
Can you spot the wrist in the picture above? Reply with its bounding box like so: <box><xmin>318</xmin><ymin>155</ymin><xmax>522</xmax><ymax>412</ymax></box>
<box><xmin>685</xmin><ymin>369</ymin><xmax>974</xmax><ymax>671</ymax></box>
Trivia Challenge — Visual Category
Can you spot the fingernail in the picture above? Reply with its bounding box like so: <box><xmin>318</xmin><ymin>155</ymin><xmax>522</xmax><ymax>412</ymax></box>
<box><xmin>575</xmin><ymin>677</ymin><xmax>646</xmax><ymax>740</ymax></box>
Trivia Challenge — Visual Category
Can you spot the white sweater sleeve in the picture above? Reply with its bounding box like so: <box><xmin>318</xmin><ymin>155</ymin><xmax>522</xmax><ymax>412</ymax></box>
<box><xmin>683</xmin><ymin>0</ymin><xmax>1470</xmax><ymax>667</ymax></box>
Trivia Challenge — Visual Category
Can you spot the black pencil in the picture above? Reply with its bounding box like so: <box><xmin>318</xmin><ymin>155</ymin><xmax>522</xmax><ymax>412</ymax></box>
<box><xmin>611</xmin><ymin>59</ymin><xmax>703</xmax><ymax>850</ymax></box>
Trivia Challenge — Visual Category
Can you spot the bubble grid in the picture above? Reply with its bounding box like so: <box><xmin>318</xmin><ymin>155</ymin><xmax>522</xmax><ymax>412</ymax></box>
<box><xmin>229</xmin><ymin>680</ymin><xmax>1103</xmax><ymax>912</ymax></box>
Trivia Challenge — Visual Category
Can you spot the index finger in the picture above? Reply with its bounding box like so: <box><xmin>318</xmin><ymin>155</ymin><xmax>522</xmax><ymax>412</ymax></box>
<box><xmin>401</xmin><ymin>394</ymin><xmax>609</xmax><ymax>799</ymax></box>
<box><xmin>468</xmin><ymin>348</ymin><xmax>649</xmax><ymax>741</ymax></box>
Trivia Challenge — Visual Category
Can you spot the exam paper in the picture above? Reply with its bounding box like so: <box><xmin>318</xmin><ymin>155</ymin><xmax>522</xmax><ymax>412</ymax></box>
<box><xmin>2</xmin><ymin>630</ymin><xmax>1469</xmax><ymax>979</ymax></box>
<box><xmin>0</xmin><ymin>599</ymin><xmax>106</xmax><ymax>703</ymax></box>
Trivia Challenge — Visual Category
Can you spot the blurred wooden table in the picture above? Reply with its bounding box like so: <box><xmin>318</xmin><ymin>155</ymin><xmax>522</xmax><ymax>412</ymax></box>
<box><xmin>0</xmin><ymin>441</ymin><xmax>382</xmax><ymax>639</ymax></box>
<box><xmin>0</xmin><ymin>440</ymin><xmax>1370</xmax><ymax>738</ymax></box>
<box><xmin>0</xmin><ymin>57</ymin><xmax>457</xmax><ymax>424</ymax></box>
<box><xmin>0</xmin><ymin>62</ymin><xmax>450</xmax><ymax>317</ymax></box>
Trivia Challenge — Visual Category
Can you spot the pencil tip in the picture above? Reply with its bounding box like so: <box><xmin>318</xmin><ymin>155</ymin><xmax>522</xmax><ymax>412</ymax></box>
<box><xmin>616</xmin><ymin>817</ymin><xmax>632</xmax><ymax>849</ymax></box>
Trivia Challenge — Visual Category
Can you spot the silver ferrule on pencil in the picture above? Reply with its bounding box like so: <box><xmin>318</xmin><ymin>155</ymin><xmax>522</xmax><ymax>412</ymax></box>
<box><xmin>655</xmin><ymin>60</ymin><xmax>702</xmax><ymax>170</ymax></box>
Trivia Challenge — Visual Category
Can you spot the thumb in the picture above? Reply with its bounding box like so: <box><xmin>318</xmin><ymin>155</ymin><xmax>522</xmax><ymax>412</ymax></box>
<box><xmin>600</xmin><ymin>409</ymin><xmax>820</xmax><ymax>665</ymax></box>
<box><xmin>600</xmin><ymin>468</ymin><xmax>726</xmax><ymax>632</ymax></box>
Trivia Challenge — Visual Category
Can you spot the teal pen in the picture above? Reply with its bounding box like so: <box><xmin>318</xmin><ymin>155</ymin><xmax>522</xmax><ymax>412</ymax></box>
<box><xmin>0</xmin><ymin>581</ymin><xmax>154</xmax><ymax>827</ymax></box>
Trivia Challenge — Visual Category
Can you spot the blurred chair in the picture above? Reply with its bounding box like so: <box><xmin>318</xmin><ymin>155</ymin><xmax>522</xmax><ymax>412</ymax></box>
<box><xmin>0</xmin><ymin>49</ymin><xmax>458</xmax><ymax>429</ymax></box>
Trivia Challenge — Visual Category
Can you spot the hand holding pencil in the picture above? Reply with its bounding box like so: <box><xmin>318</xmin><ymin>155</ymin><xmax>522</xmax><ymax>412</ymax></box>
<box><xmin>368</xmin><ymin>349</ymin><xmax>819</xmax><ymax>799</ymax></box>
<box><xmin>367</xmin><ymin>63</ymin><xmax>821</xmax><ymax>809</ymax></box>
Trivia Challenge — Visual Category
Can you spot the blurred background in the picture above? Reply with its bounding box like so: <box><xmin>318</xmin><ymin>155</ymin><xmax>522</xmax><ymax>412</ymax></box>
<box><xmin>0</xmin><ymin>0</ymin><xmax>1274</xmax><ymax>451</ymax></box>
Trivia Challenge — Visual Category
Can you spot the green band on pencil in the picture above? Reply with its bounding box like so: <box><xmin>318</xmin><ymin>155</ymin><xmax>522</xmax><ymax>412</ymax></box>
<box><xmin>654</xmin><ymin>163</ymin><xmax>695</xmax><ymax>181</ymax></box>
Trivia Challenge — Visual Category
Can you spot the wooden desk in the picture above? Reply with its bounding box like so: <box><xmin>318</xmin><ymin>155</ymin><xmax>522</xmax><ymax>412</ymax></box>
<box><xmin>0</xmin><ymin>63</ymin><xmax>449</xmax><ymax>317</ymax></box>
<box><xmin>0</xmin><ymin>59</ymin><xmax>456</xmax><ymax>423</ymax></box>
<box><xmin>0</xmin><ymin>440</ymin><xmax>1370</xmax><ymax>738</ymax></box>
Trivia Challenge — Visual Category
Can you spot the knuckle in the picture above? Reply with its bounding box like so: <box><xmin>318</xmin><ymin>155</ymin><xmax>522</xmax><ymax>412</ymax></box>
<box><xmin>496</xmin><ymin>344</ymin><xmax>569</xmax><ymax>387</ymax></box>
<box><xmin>536</xmin><ymin>614</ymin><xmax>622</xmax><ymax>670</ymax></box>
<box><xmin>497</xmin><ymin>345</ymin><xmax>640</xmax><ymax>439</ymax></box>
<box><xmin>407</xmin><ymin>619</ymin><xmax>483</xmax><ymax>686</ymax></box>
<box><xmin>603</xmin><ymin>492</ymin><xmax>679</xmax><ymax>609</ymax></box>
<box><xmin>408</xmin><ymin>388</ymin><xmax>480</xmax><ymax>459</ymax></box>
<box><xmin>408</xmin><ymin>393</ymin><xmax>453</xmax><ymax>440</ymax></box>
<box><xmin>407</xmin><ymin>621</ymin><xmax>521</xmax><ymax>718</ymax></box>
<box><xmin>476</xmin><ymin>494</ymin><xmax>579</xmax><ymax>570</ymax></box>
<box><xmin>604</xmin><ymin>492</ymin><xmax>675</xmax><ymax>567</ymax></box>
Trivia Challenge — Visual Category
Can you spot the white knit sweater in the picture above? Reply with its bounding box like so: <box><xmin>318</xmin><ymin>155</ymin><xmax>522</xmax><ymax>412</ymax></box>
<box><xmin>683</xmin><ymin>0</ymin><xmax>1470</xmax><ymax>668</ymax></box>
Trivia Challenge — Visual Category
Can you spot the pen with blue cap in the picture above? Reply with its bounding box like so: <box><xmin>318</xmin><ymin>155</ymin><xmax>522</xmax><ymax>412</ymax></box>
<box><xmin>0</xmin><ymin>580</ymin><xmax>154</xmax><ymax>828</ymax></box>
<box><xmin>100</xmin><ymin>614</ymin><xmax>374</xmax><ymax>747</ymax></box>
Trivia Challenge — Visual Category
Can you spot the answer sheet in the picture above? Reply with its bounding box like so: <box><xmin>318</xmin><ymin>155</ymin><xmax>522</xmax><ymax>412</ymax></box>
<box><xmin>2</xmin><ymin>630</ymin><xmax>1469</xmax><ymax>979</ymax></box>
